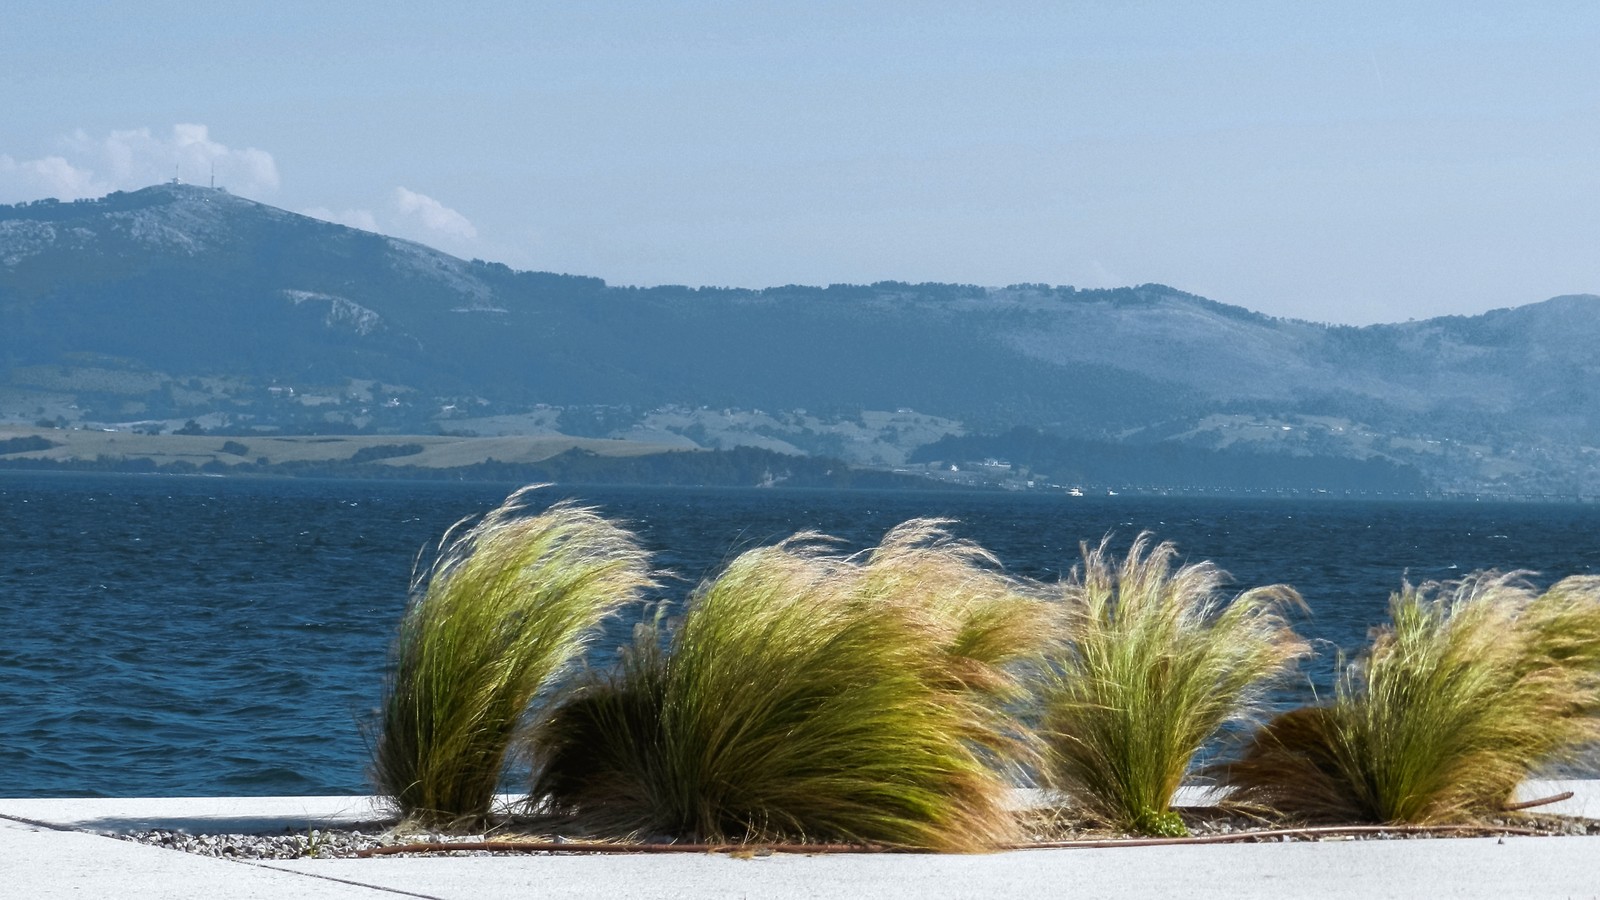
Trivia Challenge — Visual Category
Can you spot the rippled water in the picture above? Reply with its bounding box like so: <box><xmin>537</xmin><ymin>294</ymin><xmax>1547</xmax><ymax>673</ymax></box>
<box><xmin>4</xmin><ymin>471</ymin><xmax>1599</xmax><ymax>797</ymax></box>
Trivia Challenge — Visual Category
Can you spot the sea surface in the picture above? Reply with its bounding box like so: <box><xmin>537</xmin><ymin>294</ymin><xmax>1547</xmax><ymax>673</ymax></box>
<box><xmin>4</xmin><ymin>471</ymin><xmax>1600</xmax><ymax>798</ymax></box>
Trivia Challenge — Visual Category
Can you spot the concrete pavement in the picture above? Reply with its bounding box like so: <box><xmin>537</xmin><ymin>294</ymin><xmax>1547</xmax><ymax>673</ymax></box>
<box><xmin>2</xmin><ymin>782</ymin><xmax>1596</xmax><ymax>900</ymax></box>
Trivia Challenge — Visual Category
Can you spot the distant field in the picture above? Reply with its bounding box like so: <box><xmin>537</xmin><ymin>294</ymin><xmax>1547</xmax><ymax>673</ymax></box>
<box><xmin>0</xmin><ymin>426</ymin><xmax>688</xmax><ymax>470</ymax></box>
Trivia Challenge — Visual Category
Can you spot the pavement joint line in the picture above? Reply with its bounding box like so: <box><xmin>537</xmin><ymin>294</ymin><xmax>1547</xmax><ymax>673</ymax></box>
<box><xmin>0</xmin><ymin>810</ymin><xmax>78</xmax><ymax>833</ymax></box>
<box><xmin>2</xmin><ymin>808</ymin><xmax>445</xmax><ymax>900</ymax></box>
<box><xmin>245</xmin><ymin>860</ymin><xmax>449</xmax><ymax>900</ymax></box>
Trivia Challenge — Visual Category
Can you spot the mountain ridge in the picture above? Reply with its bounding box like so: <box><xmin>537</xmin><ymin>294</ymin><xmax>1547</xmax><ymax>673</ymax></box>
<box><xmin>2</xmin><ymin>183</ymin><xmax>1597</xmax><ymax>496</ymax></box>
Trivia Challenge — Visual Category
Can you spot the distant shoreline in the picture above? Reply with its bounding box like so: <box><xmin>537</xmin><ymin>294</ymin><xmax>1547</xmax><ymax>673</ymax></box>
<box><xmin>0</xmin><ymin>423</ymin><xmax>679</xmax><ymax>468</ymax></box>
<box><xmin>4</xmin><ymin>425</ymin><xmax>1594</xmax><ymax>503</ymax></box>
<box><xmin>0</xmin><ymin>425</ymin><xmax>943</xmax><ymax>491</ymax></box>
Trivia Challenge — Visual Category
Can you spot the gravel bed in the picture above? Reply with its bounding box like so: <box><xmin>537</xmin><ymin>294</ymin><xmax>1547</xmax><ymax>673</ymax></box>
<box><xmin>112</xmin><ymin>826</ymin><xmax>547</xmax><ymax>860</ymax></box>
<box><xmin>116</xmin><ymin>827</ymin><xmax>389</xmax><ymax>859</ymax></box>
<box><xmin>112</xmin><ymin>812</ymin><xmax>1600</xmax><ymax>860</ymax></box>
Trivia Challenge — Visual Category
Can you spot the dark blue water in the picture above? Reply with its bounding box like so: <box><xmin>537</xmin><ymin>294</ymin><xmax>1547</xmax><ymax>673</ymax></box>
<box><xmin>5</xmin><ymin>471</ymin><xmax>1600</xmax><ymax>798</ymax></box>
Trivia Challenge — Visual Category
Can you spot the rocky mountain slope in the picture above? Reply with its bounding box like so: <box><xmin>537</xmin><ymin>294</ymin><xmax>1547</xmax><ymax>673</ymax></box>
<box><xmin>2</xmin><ymin>183</ymin><xmax>1596</xmax><ymax>496</ymax></box>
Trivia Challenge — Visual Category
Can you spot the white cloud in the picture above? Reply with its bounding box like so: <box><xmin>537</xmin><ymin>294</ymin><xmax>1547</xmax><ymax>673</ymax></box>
<box><xmin>302</xmin><ymin>206</ymin><xmax>380</xmax><ymax>232</ymax></box>
<box><xmin>392</xmin><ymin>186</ymin><xmax>477</xmax><ymax>240</ymax></box>
<box><xmin>0</xmin><ymin>124</ymin><xmax>279</xmax><ymax>202</ymax></box>
<box><xmin>300</xmin><ymin>188</ymin><xmax>484</xmax><ymax>254</ymax></box>
<box><xmin>0</xmin><ymin>153</ymin><xmax>104</xmax><ymax>199</ymax></box>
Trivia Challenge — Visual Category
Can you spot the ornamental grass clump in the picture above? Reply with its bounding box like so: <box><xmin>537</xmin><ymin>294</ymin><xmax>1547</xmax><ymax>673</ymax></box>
<box><xmin>1219</xmin><ymin>572</ymin><xmax>1600</xmax><ymax>825</ymax></box>
<box><xmin>530</xmin><ymin>520</ymin><xmax>1051</xmax><ymax>851</ymax></box>
<box><xmin>374</xmin><ymin>485</ymin><xmax>653</xmax><ymax>828</ymax></box>
<box><xmin>1039</xmin><ymin>534</ymin><xmax>1307</xmax><ymax>835</ymax></box>
<box><xmin>860</xmin><ymin>519</ymin><xmax>1056</xmax><ymax>702</ymax></box>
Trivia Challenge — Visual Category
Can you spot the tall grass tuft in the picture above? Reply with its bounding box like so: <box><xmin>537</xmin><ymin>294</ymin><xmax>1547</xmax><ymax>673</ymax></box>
<box><xmin>1219</xmin><ymin>572</ymin><xmax>1600</xmax><ymax>824</ymax></box>
<box><xmin>373</xmin><ymin>485</ymin><xmax>653</xmax><ymax>828</ymax></box>
<box><xmin>530</xmin><ymin>520</ymin><xmax>1051</xmax><ymax>851</ymax></box>
<box><xmin>1039</xmin><ymin>534</ymin><xmax>1307</xmax><ymax>835</ymax></box>
<box><xmin>860</xmin><ymin>519</ymin><xmax>1055</xmax><ymax>699</ymax></box>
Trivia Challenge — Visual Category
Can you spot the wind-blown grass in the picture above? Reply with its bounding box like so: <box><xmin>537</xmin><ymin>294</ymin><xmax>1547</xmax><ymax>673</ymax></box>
<box><xmin>1219</xmin><ymin>572</ymin><xmax>1600</xmax><ymax>824</ymax></box>
<box><xmin>373</xmin><ymin>485</ymin><xmax>653</xmax><ymax>828</ymax></box>
<box><xmin>530</xmin><ymin>520</ymin><xmax>1051</xmax><ymax>851</ymax></box>
<box><xmin>1039</xmin><ymin>534</ymin><xmax>1307</xmax><ymax>835</ymax></box>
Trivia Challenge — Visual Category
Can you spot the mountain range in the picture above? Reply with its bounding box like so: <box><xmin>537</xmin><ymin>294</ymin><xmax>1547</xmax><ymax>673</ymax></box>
<box><xmin>2</xmin><ymin>183</ymin><xmax>1597</xmax><ymax>497</ymax></box>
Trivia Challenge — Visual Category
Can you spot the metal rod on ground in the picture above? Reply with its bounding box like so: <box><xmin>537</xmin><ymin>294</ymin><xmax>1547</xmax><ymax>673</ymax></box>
<box><xmin>1022</xmin><ymin>823</ymin><xmax>1545</xmax><ymax>850</ymax></box>
<box><xmin>1503</xmin><ymin>791</ymin><xmax>1574</xmax><ymax>812</ymax></box>
<box><xmin>356</xmin><ymin>841</ymin><xmax>893</xmax><ymax>857</ymax></box>
<box><xmin>354</xmin><ymin>822</ymin><xmax>1548</xmax><ymax>857</ymax></box>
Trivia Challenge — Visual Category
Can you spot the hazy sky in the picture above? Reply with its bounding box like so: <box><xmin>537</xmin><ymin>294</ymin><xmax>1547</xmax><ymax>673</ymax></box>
<box><xmin>4</xmin><ymin>2</ymin><xmax>1597</xmax><ymax>324</ymax></box>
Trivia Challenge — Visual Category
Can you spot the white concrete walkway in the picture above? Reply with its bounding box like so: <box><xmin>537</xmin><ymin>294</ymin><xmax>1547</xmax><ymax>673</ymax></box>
<box><xmin>2</xmin><ymin>782</ymin><xmax>1595</xmax><ymax>900</ymax></box>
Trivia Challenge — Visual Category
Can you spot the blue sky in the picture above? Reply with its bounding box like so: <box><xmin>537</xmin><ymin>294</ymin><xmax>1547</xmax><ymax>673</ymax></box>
<box><xmin>3</xmin><ymin>1</ymin><xmax>1597</xmax><ymax>324</ymax></box>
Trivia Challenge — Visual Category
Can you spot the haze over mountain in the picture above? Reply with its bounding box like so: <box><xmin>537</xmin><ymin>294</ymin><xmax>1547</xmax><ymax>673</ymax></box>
<box><xmin>2</xmin><ymin>184</ymin><xmax>1596</xmax><ymax>497</ymax></box>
